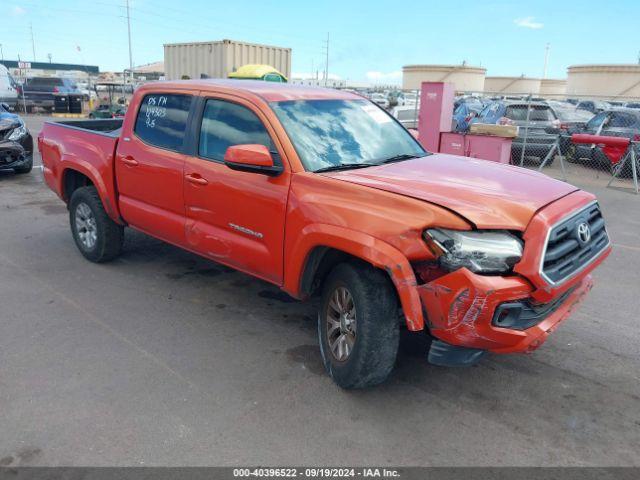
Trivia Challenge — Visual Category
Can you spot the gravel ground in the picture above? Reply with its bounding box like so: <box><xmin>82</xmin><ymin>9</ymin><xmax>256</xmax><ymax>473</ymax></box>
<box><xmin>0</xmin><ymin>115</ymin><xmax>638</xmax><ymax>467</ymax></box>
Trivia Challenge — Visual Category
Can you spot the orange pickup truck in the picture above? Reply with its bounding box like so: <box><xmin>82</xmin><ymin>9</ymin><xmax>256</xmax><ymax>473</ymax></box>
<box><xmin>39</xmin><ymin>80</ymin><xmax>611</xmax><ymax>388</ymax></box>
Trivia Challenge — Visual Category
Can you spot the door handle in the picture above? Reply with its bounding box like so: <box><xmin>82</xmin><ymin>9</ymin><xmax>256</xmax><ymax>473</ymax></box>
<box><xmin>185</xmin><ymin>173</ymin><xmax>208</xmax><ymax>186</ymax></box>
<box><xmin>121</xmin><ymin>155</ymin><xmax>138</xmax><ymax>166</ymax></box>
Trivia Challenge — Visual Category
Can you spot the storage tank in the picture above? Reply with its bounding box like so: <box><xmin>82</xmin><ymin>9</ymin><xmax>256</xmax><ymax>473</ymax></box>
<box><xmin>539</xmin><ymin>78</ymin><xmax>567</xmax><ymax>97</ymax></box>
<box><xmin>484</xmin><ymin>76</ymin><xmax>541</xmax><ymax>95</ymax></box>
<box><xmin>164</xmin><ymin>39</ymin><xmax>292</xmax><ymax>81</ymax></box>
<box><xmin>402</xmin><ymin>64</ymin><xmax>486</xmax><ymax>92</ymax></box>
<box><xmin>567</xmin><ymin>64</ymin><xmax>640</xmax><ymax>99</ymax></box>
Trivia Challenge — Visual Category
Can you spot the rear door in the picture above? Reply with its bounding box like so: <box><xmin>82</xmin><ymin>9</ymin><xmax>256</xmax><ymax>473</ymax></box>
<box><xmin>116</xmin><ymin>91</ymin><xmax>195</xmax><ymax>246</ymax></box>
<box><xmin>182</xmin><ymin>94</ymin><xmax>291</xmax><ymax>284</ymax></box>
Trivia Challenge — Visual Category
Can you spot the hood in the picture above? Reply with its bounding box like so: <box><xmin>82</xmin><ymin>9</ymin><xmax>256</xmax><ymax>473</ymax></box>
<box><xmin>0</xmin><ymin>111</ymin><xmax>21</xmax><ymax>135</ymax></box>
<box><xmin>323</xmin><ymin>154</ymin><xmax>578</xmax><ymax>230</ymax></box>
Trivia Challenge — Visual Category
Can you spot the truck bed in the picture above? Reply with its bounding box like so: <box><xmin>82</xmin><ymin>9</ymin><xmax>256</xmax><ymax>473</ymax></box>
<box><xmin>39</xmin><ymin>119</ymin><xmax>123</xmax><ymax>221</ymax></box>
<box><xmin>53</xmin><ymin>119</ymin><xmax>123</xmax><ymax>136</ymax></box>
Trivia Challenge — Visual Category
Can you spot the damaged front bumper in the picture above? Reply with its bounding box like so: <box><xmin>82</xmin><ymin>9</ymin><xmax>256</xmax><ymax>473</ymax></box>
<box><xmin>0</xmin><ymin>141</ymin><xmax>32</xmax><ymax>170</ymax></box>
<box><xmin>418</xmin><ymin>267</ymin><xmax>594</xmax><ymax>357</ymax></box>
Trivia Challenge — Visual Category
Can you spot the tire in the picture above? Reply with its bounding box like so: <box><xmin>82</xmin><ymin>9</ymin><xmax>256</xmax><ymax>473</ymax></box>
<box><xmin>69</xmin><ymin>186</ymin><xmax>124</xmax><ymax>263</ymax></box>
<box><xmin>14</xmin><ymin>156</ymin><xmax>33</xmax><ymax>174</ymax></box>
<box><xmin>318</xmin><ymin>262</ymin><xmax>399</xmax><ymax>389</ymax></box>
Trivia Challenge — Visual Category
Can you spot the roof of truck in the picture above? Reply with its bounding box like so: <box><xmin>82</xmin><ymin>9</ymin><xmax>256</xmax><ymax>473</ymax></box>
<box><xmin>139</xmin><ymin>79</ymin><xmax>362</xmax><ymax>102</ymax></box>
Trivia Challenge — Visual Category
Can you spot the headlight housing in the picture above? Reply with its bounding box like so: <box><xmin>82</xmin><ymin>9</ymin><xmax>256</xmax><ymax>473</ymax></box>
<box><xmin>8</xmin><ymin>124</ymin><xmax>28</xmax><ymax>141</ymax></box>
<box><xmin>424</xmin><ymin>228</ymin><xmax>523</xmax><ymax>274</ymax></box>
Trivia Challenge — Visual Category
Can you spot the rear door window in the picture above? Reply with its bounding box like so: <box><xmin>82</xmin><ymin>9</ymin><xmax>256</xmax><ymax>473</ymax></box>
<box><xmin>506</xmin><ymin>105</ymin><xmax>555</xmax><ymax>121</ymax></box>
<box><xmin>198</xmin><ymin>99</ymin><xmax>273</xmax><ymax>162</ymax></box>
<box><xmin>586</xmin><ymin>112</ymin><xmax>607</xmax><ymax>131</ymax></box>
<box><xmin>608</xmin><ymin>111</ymin><xmax>638</xmax><ymax>128</ymax></box>
<box><xmin>134</xmin><ymin>93</ymin><xmax>192</xmax><ymax>152</ymax></box>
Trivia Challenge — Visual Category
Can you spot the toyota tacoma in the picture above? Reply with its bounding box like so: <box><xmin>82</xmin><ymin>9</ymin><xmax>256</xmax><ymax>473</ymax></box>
<box><xmin>39</xmin><ymin>80</ymin><xmax>611</xmax><ymax>388</ymax></box>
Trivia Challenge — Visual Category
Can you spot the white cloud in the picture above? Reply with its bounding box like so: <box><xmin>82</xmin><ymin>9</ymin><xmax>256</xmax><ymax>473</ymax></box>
<box><xmin>514</xmin><ymin>16</ymin><xmax>543</xmax><ymax>29</ymax></box>
<box><xmin>365</xmin><ymin>71</ymin><xmax>402</xmax><ymax>82</ymax></box>
<box><xmin>11</xmin><ymin>5</ymin><xmax>26</xmax><ymax>15</ymax></box>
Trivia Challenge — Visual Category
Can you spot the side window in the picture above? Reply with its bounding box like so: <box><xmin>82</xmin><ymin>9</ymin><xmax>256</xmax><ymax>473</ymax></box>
<box><xmin>586</xmin><ymin>112</ymin><xmax>607</xmax><ymax>131</ymax></box>
<box><xmin>198</xmin><ymin>99</ymin><xmax>272</xmax><ymax>162</ymax></box>
<box><xmin>134</xmin><ymin>93</ymin><xmax>192</xmax><ymax>152</ymax></box>
<box><xmin>608</xmin><ymin>112</ymin><xmax>635</xmax><ymax>128</ymax></box>
<box><xmin>263</xmin><ymin>73</ymin><xmax>284</xmax><ymax>83</ymax></box>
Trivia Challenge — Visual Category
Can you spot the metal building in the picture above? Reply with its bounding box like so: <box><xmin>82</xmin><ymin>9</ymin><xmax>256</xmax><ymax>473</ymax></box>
<box><xmin>164</xmin><ymin>39</ymin><xmax>292</xmax><ymax>81</ymax></box>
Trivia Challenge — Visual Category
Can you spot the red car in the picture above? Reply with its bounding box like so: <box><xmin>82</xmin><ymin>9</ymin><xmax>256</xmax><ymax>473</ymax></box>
<box><xmin>39</xmin><ymin>80</ymin><xmax>611</xmax><ymax>388</ymax></box>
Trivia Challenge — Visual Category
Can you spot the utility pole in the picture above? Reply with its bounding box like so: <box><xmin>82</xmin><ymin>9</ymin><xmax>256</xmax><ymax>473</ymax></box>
<box><xmin>542</xmin><ymin>42</ymin><xmax>550</xmax><ymax>79</ymax></box>
<box><xmin>322</xmin><ymin>32</ymin><xmax>329</xmax><ymax>87</ymax></box>
<box><xmin>125</xmin><ymin>0</ymin><xmax>134</xmax><ymax>83</ymax></box>
<box><xmin>30</xmin><ymin>23</ymin><xmax>36</xmax><ymax>62</ymax></box>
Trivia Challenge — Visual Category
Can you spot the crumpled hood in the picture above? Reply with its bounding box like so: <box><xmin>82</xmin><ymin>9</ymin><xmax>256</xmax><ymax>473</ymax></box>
<box><xmin>324</xmin><ymin>154</ymin><xmax>578</xmax><ymax>230</ymax></box>
<box><xmin>0</xmin><ymin>111</ymin><xmax>21</xmax><ymax>136</ymax></box>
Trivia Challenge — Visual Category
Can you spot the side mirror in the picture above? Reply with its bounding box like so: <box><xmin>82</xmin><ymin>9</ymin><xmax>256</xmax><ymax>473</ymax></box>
<box><xmin>224</xmin><ymin>144</ymin><xmax>283</xmax><ymax>176</ymax></box>
<box><xmin>0</xmin><ymin>102</ymin><xmax>9</xmax><ymax>111</ymax></box>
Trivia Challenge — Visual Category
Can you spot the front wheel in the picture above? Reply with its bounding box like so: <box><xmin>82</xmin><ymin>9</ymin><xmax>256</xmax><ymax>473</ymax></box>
<box><xmin>318</xmin><ymin>262</ymin><xmax>399</xmax><ymax>389</ymax></box>
<box><xmin>69</xmin><ymin>186</ymin><xmax>124</xmax><ymax>263</ymax></box>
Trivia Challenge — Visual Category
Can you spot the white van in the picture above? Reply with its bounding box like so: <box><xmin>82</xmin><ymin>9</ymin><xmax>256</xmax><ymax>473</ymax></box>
<box><xmin>0</xmin><ymin>64</ymin><xmax>19</xmax><ymax>110</ymax></box>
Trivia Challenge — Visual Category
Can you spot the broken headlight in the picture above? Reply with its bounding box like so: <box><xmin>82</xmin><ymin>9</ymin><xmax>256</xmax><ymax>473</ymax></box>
<box><xmin>424</xmin><ymin>228</ymin><xmax>523</xmax><ymax>274</ymax></box>
<box><xmin>8</xmin><ymin>124</ymin><xmax>28</xmax><ymax>141</ymax></box>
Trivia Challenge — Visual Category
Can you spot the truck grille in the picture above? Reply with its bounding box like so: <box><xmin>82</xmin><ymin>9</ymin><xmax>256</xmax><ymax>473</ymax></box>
<box><xmin>541</xmin><ymin>202</ymin><xmax>609</xmax><ymax>285</ymax></box>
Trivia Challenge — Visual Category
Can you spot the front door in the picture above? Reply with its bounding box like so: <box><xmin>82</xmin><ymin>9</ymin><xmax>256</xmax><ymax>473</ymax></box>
<box><xmin>183</xmin><ymin>96</ymin><xmax>291</xmax><ymax>284</ymax></box>
<box><xmin>116</xmin><ymin>92</ymin><xmax>194</xmax><ymax>245</ymax></box>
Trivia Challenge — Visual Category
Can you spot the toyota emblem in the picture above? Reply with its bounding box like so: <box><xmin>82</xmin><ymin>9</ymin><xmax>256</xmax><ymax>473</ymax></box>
<box><xmin>577</xmin><ymin>222</ymin><xmax>591</xmax><ymax>244</ymax></box>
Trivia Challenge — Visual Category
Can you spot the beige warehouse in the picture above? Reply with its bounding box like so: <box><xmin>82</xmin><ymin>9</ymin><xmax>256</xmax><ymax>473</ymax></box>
<box><xmin>567</xmin><ymin>64</ymin><xmax>640</xmax><ymax>98</ymax></box>
<box><xmin>402</xmin><ymin>64</ymin><xmax>486</xmax><ymax>91</ymax></box>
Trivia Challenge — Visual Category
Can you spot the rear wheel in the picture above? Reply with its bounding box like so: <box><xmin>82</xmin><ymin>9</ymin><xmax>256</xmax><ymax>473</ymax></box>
<box><xmin>318</xmin><ymin>262</ymin><xmax>399</xmax><ymax>389</ymax></box>
<box><xmin>69</xmin><ymin>186</ymin><xmax>124</xmax><ymax>263</ymax></box>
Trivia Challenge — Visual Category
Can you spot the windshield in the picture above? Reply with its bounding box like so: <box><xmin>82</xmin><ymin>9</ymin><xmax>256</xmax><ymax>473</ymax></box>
<box><xmin>270</xmin><ymin>99</ymin><xmax>426</xmax><ymax>172</ymax></box>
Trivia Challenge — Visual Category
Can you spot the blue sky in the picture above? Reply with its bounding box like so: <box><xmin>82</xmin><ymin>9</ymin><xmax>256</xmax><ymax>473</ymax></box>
<box><xmin>2</xmin><ymin>0</ymin><xmax>639</xmax><ymax>83</ymax></box>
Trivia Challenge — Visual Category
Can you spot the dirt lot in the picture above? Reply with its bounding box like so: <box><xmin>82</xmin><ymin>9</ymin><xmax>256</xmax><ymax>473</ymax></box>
<box><xmin>0</xmin><ymin>115</ymin><xmax>638</xmax><ymax>467</ymax></box>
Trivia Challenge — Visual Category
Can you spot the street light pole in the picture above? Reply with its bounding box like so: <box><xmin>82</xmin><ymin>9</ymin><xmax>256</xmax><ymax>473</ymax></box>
<box><xmin>126</xmin><ymin>0</ymin><xmax>134</xmax><ymax>84</ymax></box>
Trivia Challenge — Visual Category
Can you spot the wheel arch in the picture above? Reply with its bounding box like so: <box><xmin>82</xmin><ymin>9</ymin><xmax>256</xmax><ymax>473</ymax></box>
<box><xmin>284</xmin><ymin>224</ymin><xmax>425</xmax><ymax>331</ymax></box>
<box><xmin>59</xmin><ymin>164</ymin><xmax>123</xmax><ymax>224</ymax></box>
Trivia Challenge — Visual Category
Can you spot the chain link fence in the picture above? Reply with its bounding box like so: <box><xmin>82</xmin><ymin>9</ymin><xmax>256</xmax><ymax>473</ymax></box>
<box><xmin>378</xmin><ymin>89</ymin><xmax>640</xmax><ymax>194</ymax></box>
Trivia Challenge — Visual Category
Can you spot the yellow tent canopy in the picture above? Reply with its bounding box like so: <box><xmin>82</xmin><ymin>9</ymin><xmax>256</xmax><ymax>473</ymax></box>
<box><xmin>228</xmin><ymin>64</ymin><xmax>288</xmax><ymax>82</ymax></box>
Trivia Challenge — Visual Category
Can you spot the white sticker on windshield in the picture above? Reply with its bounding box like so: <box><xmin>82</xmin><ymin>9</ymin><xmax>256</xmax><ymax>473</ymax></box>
<box><xmin>361</xmin><ymin>104</ymin><xmax>392</xmax><ymax>124</ymax></box>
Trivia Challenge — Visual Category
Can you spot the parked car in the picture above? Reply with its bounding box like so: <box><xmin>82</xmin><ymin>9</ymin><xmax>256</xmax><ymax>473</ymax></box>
<box><xmin>576</xmin><ymin>99</ymin><xmax>611</xmax><ymax>115</ymax></box>
<box><xmin>391</xmin><ymin>105</ymin><xmax>419</xmax><ymax>129</ymax></box>
<box><xmin>0</xmin><ymin>65</ymin><xmax>19</xmax><ymax>111</ymax></box>
<box><xmin>402</xmin><ymin>92</ymin><xmax>419</xmax><ymax>107</ymax></box>
<box><xmin>370</xmin><ymin>92</ymin><xmax>389</xmax><ymax>109</ymax></box>
<box><xmin>572</xmin><ymin>108</ymin><xmax>640</xmax><ymax>174</ymax></box>
<box><xmin>546</xmin><ymin>101</ymin><xmax>594</xmax><ymax>154</ymax></box>
<box><xmin>17</xmin><ymin>77</ymin><xmax>80</xmax><ymax>112</ymax></box>
<box><xmin>39</xmin><ymin>80</ymin><xmax>610</xmax><ymax>389</ymax></box>
<box><xmin>473</xmin><ymin>100</ymin><xmax>560</xmax><ymax>164</ymax></box>
<box><xmin>452</xmin><ymin>97</ymin><xmax>485</xmax><ymax>132</ymax></box>
<box><xmin>0</xmin><ymin>102</ymin><xmax>33</xmax><ymax>174</ymax></box>
<box><xmin>228</xmin><ymin>64</ymin><xmax>287</xmax><ymax>83</ymax></box>
<box><xmin>89</xmin><ymin>104</ymin><xmax>127</xmax><ymax>119</ymax></box>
